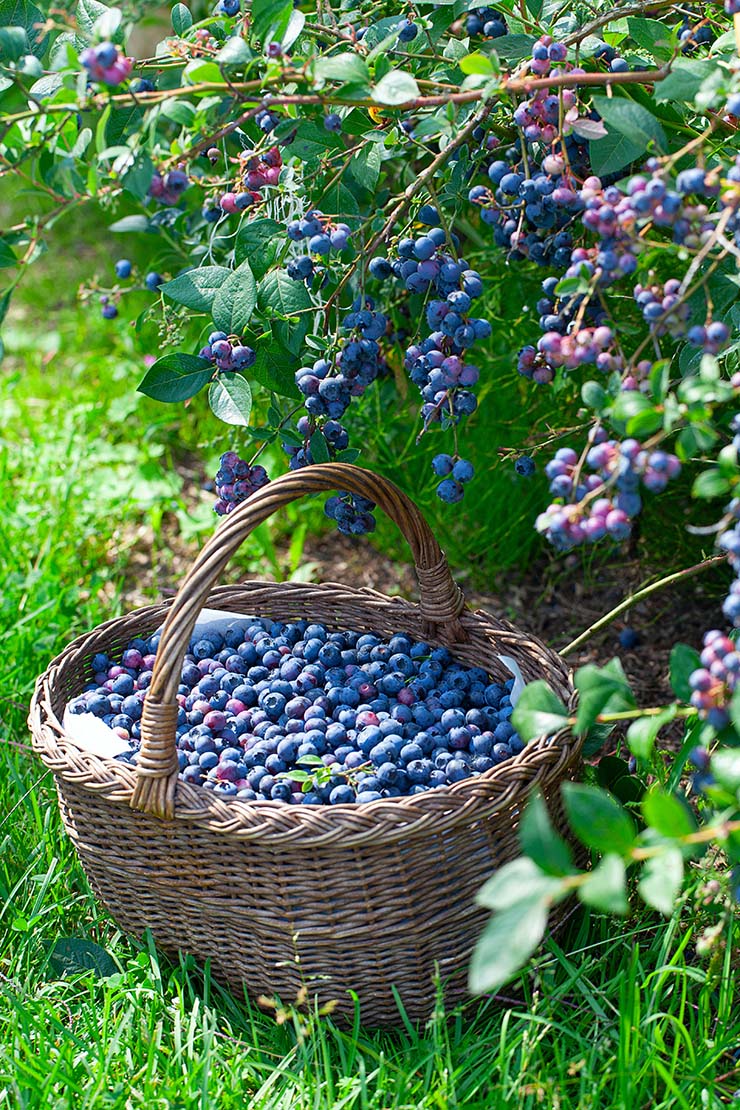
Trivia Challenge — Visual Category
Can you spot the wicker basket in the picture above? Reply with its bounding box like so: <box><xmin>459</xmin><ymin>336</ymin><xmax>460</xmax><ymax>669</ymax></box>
<box><xmin>30</xmin><ymin>463</ymin><xmax>579</xmax><ymax>1024</ymax></box>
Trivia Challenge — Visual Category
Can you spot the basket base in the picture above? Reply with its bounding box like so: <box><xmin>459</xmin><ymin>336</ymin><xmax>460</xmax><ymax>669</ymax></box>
<box><xmin>55</xmin><ymin>778</ymin><xmax>576</xmax><ymax>1026</ymax></box>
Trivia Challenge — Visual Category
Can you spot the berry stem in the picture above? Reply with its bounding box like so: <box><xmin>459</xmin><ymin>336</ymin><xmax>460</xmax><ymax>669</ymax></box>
<box><xmin>560</xmin><ymin>554</ymin><xmax>727</xmax><ymax>657</ymax></box>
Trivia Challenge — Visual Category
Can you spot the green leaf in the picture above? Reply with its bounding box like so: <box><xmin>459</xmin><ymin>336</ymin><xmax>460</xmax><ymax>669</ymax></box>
<box><xmin>281</xmin><ymin>7</ymin><xmax>304</xmax><ymax>49</ymax></box>
<box><xmin>627</xmin><ymin>706</ymin><xmax>677</xmax><ymax>761</ymax></box>
<box><xmin>313</xmin><ymin>52</ymin><xmax>369</xmax><ymax>86</ymax></box>
<box><xmin>252</xmin><ymin>340</ymin><xmax>300</xmax><ymax>398</ymax></box>
<box><xmin>347</xmin><ymin>143</ymin><xmax>382</xmax><ymax>192</ymax></box>
<box><xmin>731</xmin><ymin>686</ymin><xmax>740</xmax><ymax>737</ymax></box>
<box><xmin>626</xmin><ymin>16</ymin><xmax>674</xmax><ymax>61</ymax></box>
<box><xmin>217</xmin><ymin>35</ymin><xmax>250</xmax><ymax>67</ymax></box>
<box><xmin>75</xmin><ymin>0</ymin><xmax>108</xmax><ymax>35</ymax></box>
<box><xmin>562</xmin><ymin>782</ymin><xmax>636</xmax><ymax>855</ymax></box>
<box><xmin>109</xmin><ymin>215</ymin><xmax>151</xmax><ymax>233</ymax></box>
<box><xmin>468</xmin><ymin>895</ymin><xmax>550</xmax><ymax>994</ymax></box>
<box><xmin>211</xmin><ymin>261</ymin><xmax>257</xmax><ymax>335</ymax></box>
<box><xmin>692</xmin><ymin>469</ymin><xmax>731</xmax><ymax>500</ymax></box>
<box><xmin>459</xmin><ymin>51</ymin><xmax>495</xmax><ymax>75</ymax></box>
<box><xmin>372</xmin><ymin>69</ymin><xmax>420</xmax><ymax>105</ymax></box>
<box><xmin>92</xmin><ymin>5</ymin><xmax>121</xmax><ymax>40</ymax></box>
<box><xmin>250</xmin><ymin>0</ymin><xmax>292</xmax><ymax>45</ymax></box>
<box><xmin>641</xmin><ymin>790</ymin><xmax>696</xmax><ymax>839</ymax></box>
<box><xmin>0</xmin><ymin>25</ymin><xmax>27</xmax><ymax>60</ymax></box>
<box><xmin>611</xmin><ymin>391</ymin><xmax>653</xmax><ymax>422</ymax></box>
<box><xmin>709</xmin><ymin>749</ymin><xmax>740</xmax><ymax>795</ymax></box>
<box><xmin>161</xmin><ymin>266</ymin><xmax>231</xmax><ymax>313</ymax></box>
<box><xmin>46</xmin><ymin>937</ymin><xmax>117</xmax><ymax>979</ymax></box>
<box><xmin>511</xmin><ymin>680</ymin><xmax>569</xmax><ymax>741</ymax></box>
<box><xmin>485</xmin><ymin>34</ymin><xmax>537</xmax><ymax>63</ymax></box>
<box><xmin>654</xmin><ymin>59</ymin><xmax>715</xmax><ymax>103</ymax></box>
<box><xmin>578</xmin><ymin>854</ymin><xmax>628</xmax><ymax>915</ymax></box>
<box><xmin>309</xmin><ymin>428</ymin><xmax>330</xmax><ymax>464</ymax></box>
<box><xmin>638</xmin><ymin>849</ymin><xmax>683</xmax><ymax>915</ymax></box>
<box><xmin>0</xmin><ymin>0</ymin><xmax>47</xmax><ymax>56</ymax></box>
<box><xmin>161</xmin><ymin>98</ymin><xmax>196</xmax><ymax>127</ymax></box>
<box><xmin>574</xmin><ymin>659</ymin><xmax>636</xmax><ymax>735</ymax></box>
<box><xmin>257</xmin><ymin>269</ymin><xmax>312</xmax><ymax>354</ymax></box>
<box><xmin>670</xmin><ymin>643</ymin><xmax>701</xmax><ymax>702</ymax></box>
<box><xmin>476</xmin><ymin>857</ymin><xmax>563</xmax><ymax>911</ymax></box>
<box><xmin>525</xmin><ymin>0</ymin><xmax>543</xmax><ymax>17</ymax></box>
<box><xmin>122</xmin><ymin>154</ymin><xmax>154</xmax><ymax>202</ymax></box>
<box><xmin>582</xmin><ymin>380</ymin><xmax>606</xmax><ymax>410</ymax></box>
<box><xmin>519</xmin><ymin>792</ymin><xmax>575</xmax><ymax>876</ymax></box>
<box><xmin>0</xmin><ymin>239</ymin><xmax>17</xmax><ymax>268</ymax></box>
<box><xmin>171</xmin><ymin>2</ymin><xmax>192</xmax><ymax>34</ymax></box>
<box><xmin>208</xmin><ymin>374</ymin><xmax>252</xmax><ymax>426</ymax></box>
<box><xmin>234</xmin><ymin>218</ymin><xmax>281</xmax><ymax>276</ymax></box>
<box><xmin>590</xmin><ymin>94</ymin><xmax>666</xmax><ymax>176</ymax></box>
<box><xmin>137</xmin><ymin>353</ymin><xmax>213</xmax><ymax>403</ymax></box>
<box><xmin>0</xmin><ymin>289</ymin><xmax>12</xmax><ymax>328</ymax></box>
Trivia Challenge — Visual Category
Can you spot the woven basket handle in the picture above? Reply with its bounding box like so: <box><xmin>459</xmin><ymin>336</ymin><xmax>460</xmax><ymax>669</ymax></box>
<box><xmin>133</xmin><ymin>463</ymin><xmax>467</xmax><ymax>819</ymax></box>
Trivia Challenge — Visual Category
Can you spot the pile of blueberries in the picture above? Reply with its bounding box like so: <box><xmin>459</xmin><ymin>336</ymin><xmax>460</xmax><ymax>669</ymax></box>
<box><xmin>67</xmin><ymin>618</ymin><xmax>525</xmax><ymax>804</ymax></box>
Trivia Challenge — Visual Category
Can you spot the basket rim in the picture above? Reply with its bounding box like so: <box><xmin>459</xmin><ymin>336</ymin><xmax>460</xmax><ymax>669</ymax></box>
<box><xmin>29</xmin><ymin>580</ymin><xmax>580</xmax><ymax>848</ymax></box>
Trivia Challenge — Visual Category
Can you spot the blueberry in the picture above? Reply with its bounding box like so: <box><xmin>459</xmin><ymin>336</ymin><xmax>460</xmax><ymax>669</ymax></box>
<box><xmin>115</xmin><ymin>259</ymin><xmax>132</xmax><ymax>279</ymax></box>
<box><xmin>329</xmin><ymin>784</ymin><xmax>355</xmax><ymax>804</ymax></box>
<box><xmin>618</xmin><ymin>628</ymin><xmax>641</xmax><ymax>650</ymax></box>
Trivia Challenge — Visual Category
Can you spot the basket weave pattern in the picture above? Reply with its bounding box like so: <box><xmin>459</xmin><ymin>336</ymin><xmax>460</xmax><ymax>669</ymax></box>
<box><xmin>30</xmin><ymin>464</ymin><xmax>579</xmax><ymax>1024</ymax></box>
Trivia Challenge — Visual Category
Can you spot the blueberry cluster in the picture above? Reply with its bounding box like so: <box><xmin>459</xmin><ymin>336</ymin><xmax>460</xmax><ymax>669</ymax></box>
<box><xmin>634</xmin><ymin>280</ymin><xmax>691</xmax><ymax>339</ymax></box>
<box><xmin>213</xmin><ymin>451</ymin><xmax>269</xmax><ymax>516</ymax></box>
<box><xmin>294</xmin><ymin>304</ymin><xmax>386</xmax><ymax>421</ymax></box>
<box><xmin>287</xmin><ymin>210</ymin><xmax>352</xmax><ymax>268</ymax></box>
<box><xmin>368</xmin><ymin>211</ymin><xmax>485</xmax><ymax>498</ymax></box>
<box><xmin>536</xmin><ymin>434</ymin><xmax>681</xmax><ymax>549</ymax></box>
<box><xmin>255</xmin><ymin>107</ymin><xmax>280</xmax><ymax>133</ymax></box>
<box><xmin>68</xmin><ymin>620</ymin><xmax>525</xmax><ymax>803</ymax></box>
<box><xmin>324</xmin><ymin>491</ymin><xmax>377</xmax><ymax>535</ymax></box>
<box><xmin>689</xmin><ymin>630</ymin><xmax>740</xmax><ymax>729</ymax></box>
<box><xmin>199</xmin><ymin>330</ymin><xmax>256</xmax><ymax>373</ymax></box>
<box><xmin>215</xmin><ymin>146</ymin><xmax>283</xmax><ymax>217</ymax></box>
<box><xmin>465</xmin><ymin>7</ymin><xmax>507</xmax><ymax>37</ymax></box>
<box><xmin>592</xmin><ymin>41</ymin><xmax>628</xmax><ymax>73</ymax></box>
<box><xmin>80</xmin><ymin>41</ymin><xmax>133</xmax><ymax>86</ymax></box>
<box><xmin>466</xmin><ymin>37</ymin><xmax>599</xmax><ymax>268</ymax></box>
<box><xmin>431</xmin><ymin>454</ymin><xmax>474</xmax><ymax>503</ymax></box>
<box><xmin>149</xmin><ymin>169</ymin><xmax>189</xmax><ymax>206</ymax></box>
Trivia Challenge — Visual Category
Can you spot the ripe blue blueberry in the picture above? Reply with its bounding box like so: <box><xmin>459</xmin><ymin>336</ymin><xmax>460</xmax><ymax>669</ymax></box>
<box><xmin>115</xmin><ymin>259</ymin><xmax>132</xmax><ymax>279</ymax></box>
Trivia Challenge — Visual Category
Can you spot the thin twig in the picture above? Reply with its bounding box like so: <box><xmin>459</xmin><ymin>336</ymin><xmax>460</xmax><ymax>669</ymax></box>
<box><xmin>560</xmin><ymin>554</ymin><xmax>727</xmax><ymax>657</ymax></box>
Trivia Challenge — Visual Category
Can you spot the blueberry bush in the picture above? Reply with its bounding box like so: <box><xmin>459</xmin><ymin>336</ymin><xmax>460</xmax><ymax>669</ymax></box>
<box><xmin>6</xmin><ymin>0</ymin><xmax>740</xmax><ymax>994</ymax></box>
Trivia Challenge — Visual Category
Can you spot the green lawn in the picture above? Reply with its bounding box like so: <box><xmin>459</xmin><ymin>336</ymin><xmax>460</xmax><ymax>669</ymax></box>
<box><xmin>1</xmin><ymin>201</ymin><xmax>740</xmax><ymax>1110</ymax></box>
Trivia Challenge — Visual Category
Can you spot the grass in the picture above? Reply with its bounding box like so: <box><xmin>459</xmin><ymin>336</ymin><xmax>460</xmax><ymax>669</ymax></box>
<box><xmin>2</xmin><ymin>191</ymin><xmax>740</xmax><ymax>1109</ymax></box>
